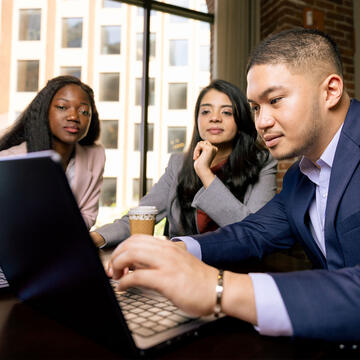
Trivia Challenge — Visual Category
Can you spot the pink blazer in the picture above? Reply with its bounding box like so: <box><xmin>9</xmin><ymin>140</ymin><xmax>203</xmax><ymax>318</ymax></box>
<box><xmin>0</xmin><ymin>142</ymin><xmax>105</xmax><ymax>229</ymax></box>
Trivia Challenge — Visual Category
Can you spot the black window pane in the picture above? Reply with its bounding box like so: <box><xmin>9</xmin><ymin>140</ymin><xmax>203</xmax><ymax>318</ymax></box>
<box><xmin>135</xmin><ymin>78</ymin><xmax>155</xmax><ymax>106</ymax></box>
<box><xmin>168</xmin><ymin>83</ymin><xmax>187</xmax><ymax>109</ymax></box>
<box><xmin>169</xmin><ymin>39</ymin><xmax>188</xmax><ymax>66</ymax></box>
<box><xmin>60</xmin><ymin>66</ymin><xmax>82</xmax><ymax>79</ymax></box>
<box><xmin>133</xmin><ymin>178</ymin><xmax>153</xmax><ymax>201</ymax></box>
<box><xmin>134</xmin><ymin>123</ymin><xmax>154</xmax><ymax>151</ymax></box>
<box><xmin>17</xmin><ymin>60</ymin><xmax>39</xmax><ymax>92</ymax></box>
<box><xmin>99</xmin><ymin>73</ymin><xmax>120</xmax><ymax>101</ymax></box>
<box><xmin>19</xmin><ymin>9</ymin><xmax>41</xmax><ymax>41</ymax></box>
<box><xmin>168</xmin><ymin>127</ymin><xmax>186</xmax><ymax>153</ymax></box>
<box><xmin>62</xmin><ymin>18</ymin><xmax>83</xmax><ymax>48</ymax></box>
<box><xmin>101</xmin><ymin>25</ymin><xmax>121</xmax><ymax>54</ymax></box>
<box><xmin>101</xmin><ymin>120</ymin><xmax>118</xmax><ymax>149</ymax></box>
<box><xmin>100</xmin><ymin>178</ymin><xmax>117</xmax><ymax>207</ymax></box>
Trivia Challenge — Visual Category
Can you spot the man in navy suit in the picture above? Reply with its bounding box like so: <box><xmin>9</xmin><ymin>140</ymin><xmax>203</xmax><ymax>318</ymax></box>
<box><xmin>108</xmin><ymin>28</ymin><xmax>360</xmax><ymax>342</ymax></box>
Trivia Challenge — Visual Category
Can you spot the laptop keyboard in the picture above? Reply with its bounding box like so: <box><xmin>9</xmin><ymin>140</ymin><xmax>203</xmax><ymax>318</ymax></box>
<box><xmin>0</xmin><ymin>268</ymin><xmax>9</xmax><ymax>288</ymax></box>
<box><xmin>110</xmin><ymin>280</ymin><xmax>198</xmax><ymax>338</ymax></box>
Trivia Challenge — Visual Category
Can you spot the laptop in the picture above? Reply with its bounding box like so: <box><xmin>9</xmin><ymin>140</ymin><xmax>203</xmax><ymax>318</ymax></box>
<box><xmin>0</xmin><ymin>151</ymin><xmax>222</xmax><ymax>356</ymax></box>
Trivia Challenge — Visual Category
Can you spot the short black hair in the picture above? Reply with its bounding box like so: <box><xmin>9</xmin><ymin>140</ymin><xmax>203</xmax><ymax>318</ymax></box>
<box><xmin>0</xmin><ymin>75</ymin><xmax>100</xmax><ymax>152</ymax></box>
<box><xmin>247</xmin><ymin>28</ymin><xmax>343</xmax><ymax>78</ymax></box>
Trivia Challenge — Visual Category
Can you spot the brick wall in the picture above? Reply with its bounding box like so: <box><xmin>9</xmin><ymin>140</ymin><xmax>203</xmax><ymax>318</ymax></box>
<box><xmin>260</xmin><ymin>0</ymin><xmax>355</xmax><ymax>192</ymax></box>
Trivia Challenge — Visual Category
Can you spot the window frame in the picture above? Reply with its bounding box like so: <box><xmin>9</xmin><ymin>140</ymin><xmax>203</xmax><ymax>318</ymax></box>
<box><xmin>120</xmin><ymin>0</ymin><xmax>213</xmax><ymax>196</ymax></box>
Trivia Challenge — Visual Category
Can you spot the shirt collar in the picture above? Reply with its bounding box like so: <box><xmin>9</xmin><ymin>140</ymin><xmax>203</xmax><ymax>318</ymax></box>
<box><xmin>299</xmin><ymin>124</ymin><xmax>343</xmax><ymax>176</ymax></box>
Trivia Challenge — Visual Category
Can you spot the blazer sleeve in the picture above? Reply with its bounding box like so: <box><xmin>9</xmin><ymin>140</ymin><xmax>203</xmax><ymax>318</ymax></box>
<box><xmin>96</xmin><ymin>154</ymin><xmax>182</xmax><ymax>247</ymax></box>
<box><xmin>271</xmin><ymin>265</ymin><xmax>360</xmax><ymax>341</ymax></box>
<box><xmin>193</xmin><ymin>190</ymin><xmax>297</xmax><ymax>268</ymax></box>
<box><xmin>191</xmin><ymin>154</ymin><xmax>278</xmax><ymax>227</ymax></box>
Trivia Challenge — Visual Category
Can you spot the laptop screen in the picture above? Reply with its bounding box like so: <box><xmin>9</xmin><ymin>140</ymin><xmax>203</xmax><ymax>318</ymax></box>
<box><xmin>0</xmin><ymin>151</ymin><xmax>137</xmax><ymax>356</ymax></box>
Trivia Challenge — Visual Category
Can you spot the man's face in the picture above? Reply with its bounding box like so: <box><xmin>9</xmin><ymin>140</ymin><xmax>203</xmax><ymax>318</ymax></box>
<box><xmin>247</xmin><ymin>64</ymin><xmax>324</xmax><ymax>161</ymax></box>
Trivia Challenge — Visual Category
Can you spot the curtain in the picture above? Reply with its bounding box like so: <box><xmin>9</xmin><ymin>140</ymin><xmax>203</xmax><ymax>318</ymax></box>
<box><xmin>213</xmin><ymin>0</ymin><xmax>260</xmax><ymax>93</ymax></box>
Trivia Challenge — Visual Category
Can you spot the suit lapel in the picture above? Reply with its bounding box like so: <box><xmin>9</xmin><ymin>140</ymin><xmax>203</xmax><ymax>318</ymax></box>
<box><xmin>325</xmin><ymin>100</ymin><xmax>360</xmax><ymax>269</ymax></box>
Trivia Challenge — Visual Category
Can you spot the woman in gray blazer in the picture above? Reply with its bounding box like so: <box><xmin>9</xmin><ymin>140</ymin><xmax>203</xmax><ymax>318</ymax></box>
<box><xmin>92</xmin><ymin>80</ymin><xmax>277</xmax><ymax>248</ymax></box>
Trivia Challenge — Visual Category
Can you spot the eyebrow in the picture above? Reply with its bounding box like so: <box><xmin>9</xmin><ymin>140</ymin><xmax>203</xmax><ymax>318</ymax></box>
<box><xmin>200</xmin><ymin>103</ymin><xmax>232</xmax><ymax>108</ymax></box>
<box><xmin>56</xmin><ymin>97</ymin><xmax>90</xmax><ymax>106</ymax></box>
<box><xmin>247</xmin><ymin>86</ymin><xmax>286</xmax><ymax>103</ymax></box>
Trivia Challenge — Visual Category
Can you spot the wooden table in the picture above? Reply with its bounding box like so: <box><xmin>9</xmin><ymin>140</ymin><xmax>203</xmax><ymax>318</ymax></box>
<box><xmin>0</xmin><ymin>287</ymin><xmax>358</xmax><ymax>360</ymax></box>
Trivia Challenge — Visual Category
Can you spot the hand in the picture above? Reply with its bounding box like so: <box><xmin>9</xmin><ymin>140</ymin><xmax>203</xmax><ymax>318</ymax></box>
<box><xmin>108</xmin><ymin>234</ymin><xmax>219</xmax><ymax>317</ymax></box>
<box><xmin>90</xmin><ymin>231</ymin><xmax>106</xmax><ymax>248</ymax></box>
<box><xmin>193</xmin><ymin>140</ymin><xmax>217</xmax><ymax>188</ymax></box>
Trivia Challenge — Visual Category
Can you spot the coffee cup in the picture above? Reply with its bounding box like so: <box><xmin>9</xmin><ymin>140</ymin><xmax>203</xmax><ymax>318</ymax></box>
<box><xmin>128</xmin><ymin>206</ymin><xmax>158</xmax><ymax>235</ymax></box>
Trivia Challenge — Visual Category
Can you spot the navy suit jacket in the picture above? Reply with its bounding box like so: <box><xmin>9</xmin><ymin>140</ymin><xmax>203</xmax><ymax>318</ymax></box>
<box><xmin>193</xmin><ymin>99</ymin><xmax>360</xmax><ymax>342</ymax></box>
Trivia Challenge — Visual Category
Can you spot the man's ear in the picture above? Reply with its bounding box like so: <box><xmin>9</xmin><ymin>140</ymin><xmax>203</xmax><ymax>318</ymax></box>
<box><xmin>322</xmin><ymin>74</ymin><xmax>343</xmax><ymax>109</ymax></box>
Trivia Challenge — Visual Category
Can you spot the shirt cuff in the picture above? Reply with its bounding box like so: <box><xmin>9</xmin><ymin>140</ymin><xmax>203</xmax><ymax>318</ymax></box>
<box><xmin>249</xmin><ymin>273</ymin><xmax>293</xmax><ymax>336</ymax></box>
<box><xmin>171</xmin><ymin>236</ymin><xmax>202</xmax><ymax>260</ymax></box>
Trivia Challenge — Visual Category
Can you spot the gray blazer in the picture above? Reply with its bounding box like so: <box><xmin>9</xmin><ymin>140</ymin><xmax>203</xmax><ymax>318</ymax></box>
<box><xmin>97</xmin><ymin>153</ymin><xmax>278</xmax><ymax>247</ymax></box>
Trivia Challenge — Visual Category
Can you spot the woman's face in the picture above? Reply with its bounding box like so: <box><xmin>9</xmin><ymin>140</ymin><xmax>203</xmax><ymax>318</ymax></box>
<box><xmin>48</xmin><ymin>84</ymin><xmax>92</xmax><ymax>148</ymax></box>
<box><xmin>197</xmin><ymin>89</ymin><xmax>238</xmax><ymax>146</ymax></box>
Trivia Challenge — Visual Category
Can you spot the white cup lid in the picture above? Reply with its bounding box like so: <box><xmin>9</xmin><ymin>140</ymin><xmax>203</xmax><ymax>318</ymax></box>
<box><xmin>128</xmin><ymin>206</ymin><xmax>158</xmax><ymax>215</ymax></box>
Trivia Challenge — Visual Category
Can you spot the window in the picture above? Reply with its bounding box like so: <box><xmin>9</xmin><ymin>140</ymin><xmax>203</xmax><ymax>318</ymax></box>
<box><xmin>132</xmin><ymin>178</ymin><xmax>153</xmax><ymax>201</ymax></box>
<box><xmin>101</xmin><ymin>120</ymin><xmax>118</xmax><ymax>149</ymax></box>
<box><xmin>60</xmin><ymin>66</ymin><xmax>81</xmax><ymax>79</ymax></box>
<box><xmin>101</xmin><ymin>25</ymin><xmax>121</xmax><ymax>54</ymax></box>
<box><xmin>19</xmin><ymin>9</ymin><xmax>41</xmax><ymax>41</ymax></box>
<box><xmin>103</xmin><ymin>0</ymin><xmax>121</xmax><ymax>7</ymax></box>
<box><xmin>200</xmin><ymin>45</ymin><xmax>210</xmax><ymax>71</ymax></box>
<box><xmin>135</xmin><ymin>78</ymin><xmax>155</xmax><ymax>106</ymax></box>
<box><xmin>169</xmin><ymin>39</ymin><xmax>188</xmax><ymax>66</ymax></box>
<box><xmin>168</xmin><ymin>127</ymin><xmax>186</xmax><ymax>153</ymax></box>
<box><xmin>100</xmin><ymin>178</ymin><xmax>117</xmax><ymax>207</ymax></box>
<box><xmin>62</xmin><ymin>18</ymin><xmax>83</xmax><ymax>48</ymax></box>
<box><xmin>169</xmin><ymin>0</ymin><xmax>189</xmax><ymax>22</ymax></box>
<box><xmin>17</xmin><ymin>60</ymin><xmax>39</xmax><ymax>92</ymax></box>
<box><xmin>136</xmin><ymin>32</ymin><xmax>156</xmax><ymax>61</ymax></box>
<box><xmin>134</xmin><ymin>123</ymin><xmax>154</xmax><ymax>151</ymax></box>
<box><xmin>99</xmin><ymin>73</ymin><xmax>120</xmax><ymax>101</ymax></box>
<box><xmin>168</xmin><ymin>83</ymin><xmax>187</xmax><ymax>109</ymax></box>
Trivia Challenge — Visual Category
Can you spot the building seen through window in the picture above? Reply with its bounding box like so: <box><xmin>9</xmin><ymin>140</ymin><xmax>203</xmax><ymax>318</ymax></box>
<box><xmin>1</xmin><ymin>0</ymin><xmax>212</xmax><ymax>228</ymax></box>
<box><xmin>99</xmin><ymin>73</ymin><xmax>120</xmax><ymax>101</ymax></box>
<box><xmin>132</xmin><ymin>178</ymin><xmax>153</xmax><ymax>201</ymax></box>
<box><xmin>135</xmin><ymin>78</ymin><xmax>155</xmax><ymax>106</ymax></box>
<box><xmin>101</xmin><ymin>120</ymin><xmax>119</xmax><ymax>149</ymax></box>
<box><xmin>169</xmin><ymin>39</ymin><xmax>188</xmax><ymax>66</ymax></box>
<box><xmin>19</xmin><ymin>9</ymin><xmax>41</xmax><ymax>41</ymax></box>
<box><xmin>101</xmin><ymin>25</ymin><xmax>121</xmax><ymax>54</ymax></box>
<box><xmin>103</xmin><ymin>0</ymin><xmax>122</xmax><ymax>7</ymax></box>
<box><xmin>168</xmin><ymin>127</ymin><xmax>186</xmax><ymax>153</ymax></box>
<box><xmin>62</xmin><ymin>18</ymin><xmax>83</xmax><ymax>48</ymax></box>
<box><xmin>60</xmin><ymin>66</ymin><xmax>82</xmax><ymax>79</ymax></box>
<box><xmin>17</xmin><ymin>60</ymin><xmax>39</xmax><ymax>92</ymax></box>
<box><xmin>100</xmin><ymin>177</ymin><xmax>117</xmax><ymax>207</ymax></box>
<box><xmin>136</xmin><ymin>32</ymin><xmax>156</xmax><ymax>61</ymax></box>
<box><xmin>134</xmin><ymin>123</ymin><xmax>154</xmax><ymax>151</ymax></box>
<box><xmin>168</xmin><ymin>83</ymin><xmax>187</xmax><ymax>109</ymax></box>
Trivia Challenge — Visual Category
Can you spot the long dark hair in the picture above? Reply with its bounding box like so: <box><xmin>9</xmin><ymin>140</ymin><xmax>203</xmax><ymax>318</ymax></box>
<box><xmin>0</xmin><ymin>75</ymin><xmax>100</xmax><ymax>152</ymax></box>
<box><xmin>176</xmin><ymin>79</ymin><xmax>269</xmax><ymax>234</ymax></box>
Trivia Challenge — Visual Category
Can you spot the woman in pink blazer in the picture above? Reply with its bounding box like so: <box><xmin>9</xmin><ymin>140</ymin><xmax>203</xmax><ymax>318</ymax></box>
<box><xmin>0</xmin><ymin>75</ymin><xmax>105</xmax><ymax>230</ymax></box>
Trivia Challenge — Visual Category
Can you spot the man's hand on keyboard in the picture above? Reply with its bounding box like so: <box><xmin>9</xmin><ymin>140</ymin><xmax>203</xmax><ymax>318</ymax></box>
<box><xmin>107</xmin><ymin>234</ymin><xmax>218</xmax><ymax>317</ymax></box>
